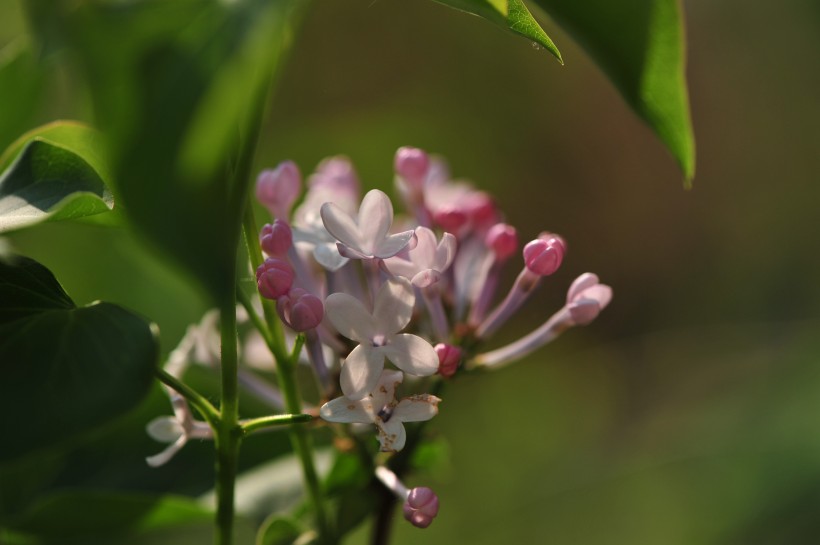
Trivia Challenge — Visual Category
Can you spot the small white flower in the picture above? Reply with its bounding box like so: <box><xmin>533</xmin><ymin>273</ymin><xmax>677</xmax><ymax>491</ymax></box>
<box><xmin>383</xmin><ymin>226</ymin><xmax>456</xmax><ymax>288</ymax></box>
<box><xmin>565</xmin><ymin>272</ymin><xmax>613</xmax><ymax>325</ymax></box>
<box><xmin>320</xmin><ymin>370</ymin><xmax>440</xmax><ymax>452</ymax></box>
<box><xmin>321</xmin><ymin>189</ymin><xmax>415</xmax><ymax>260</ymax></box>
<box><xmin>145</xmin><ymin>390</ymin><xmax>212</xmax><ymax>467</ymax></box>
<box><xmin>325</xmin><ymin>276</ymin><xmax>439</xmax><ymax>399</ymax></box>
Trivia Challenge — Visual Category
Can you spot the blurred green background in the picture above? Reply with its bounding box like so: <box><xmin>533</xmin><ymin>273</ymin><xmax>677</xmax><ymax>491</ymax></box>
<box><xmin>2</xmin><ymin>0</ymin><xmax>820</xmax><ymax>543</ymax></box>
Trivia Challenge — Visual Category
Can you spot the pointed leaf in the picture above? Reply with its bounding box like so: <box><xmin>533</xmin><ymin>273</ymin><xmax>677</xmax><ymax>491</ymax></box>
<box><xmin>432</xmin><ymin>0</ymin><xmax>562</xmax><ymax>62</ymax></box>
<box><xmin>0</xmin><ymin>41</ymin><xmax>46</xmax><ymax>153</ymax></box>
<box><xmin>0</xmin><ymin>256</ymin><xmax>159</xmax><ymax>462</ymax></box>
<box><xmin>0</xmin><ymin>121</ymin><xmax>115</xmax><ymax>233</ymax></box>
<box><xmin>530</xmin><ymin>0</ymin><xmax>695</xmax><ymax>182</ymax></box>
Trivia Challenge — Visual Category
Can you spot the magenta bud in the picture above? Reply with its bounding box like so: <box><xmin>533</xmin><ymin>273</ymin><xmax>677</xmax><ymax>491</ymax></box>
<box><xmin>277</xmin><ymin>288</ymin><xmax>324</xmax><ymax>331</ymax></box>
<box><xmin>403</xmin><ymin>487</ymin><xmax>439</xmax><ymax>529</ymax></box>
<box><xmin>485</xmin><ymin>223</ymin><xmax>518</xmax><ymax>260</ymax></box>
<box><xmin>395</xmin><ymin>147</ymin><xmax>430</xmax><ymax>187</ymax></box>
<box><xmin>255</xmin><ymin>258</ymin><xmax>294</xmax><ymax>300</ymax></box>
<box><xmin>523</xmin><ymin>234</ymin><xmax>566</xmax><ymax>276</ymax></box>
<box><xmin>432</xmin><ymin>208</ymin><xmax>468</xmax><ymax>234</ymax></box>
<box><xmin>255</xmin><ymin>161</ymin><xmax>301</xmax><ymax>219</ymax></box>
<box><xmin>260</xmin><ymin>220</ymin><xmax>293</xmax><ymax>256</ymax></box>
<box><xmin>435</xmin><ymin>343</ymin><xmax>462</xmax><ymax>378</ymax></box>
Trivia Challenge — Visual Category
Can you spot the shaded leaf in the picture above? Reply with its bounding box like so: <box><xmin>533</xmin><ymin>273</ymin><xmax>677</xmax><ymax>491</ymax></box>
<box><xmin>530</xmin><ymin>0</ymin><xmax>695</xmax><ymax>182</ymax></box>
<box><xmin>0</xmin><ymin>256</ymin><xmax>158</xmax><ymax>462</ymax></box>
<box><xmin>256</xmin><ymin>516</ymin><xmax>304</xmax><ymax>545</ymax></box>
<box><xmin>0</xmin><ymin>121</ymin><xmax>115</xmax><ymax>233</ymax></box>
<box><xmin>432</xmin><ymin>0</ymin><xmax>562</xmax><ymax>62</ymax></box>
<box><xmin>28</xmin><ymin>0</ymin><xmax>301</xmax><ymax>303</ymax></box>
<box><xmin>0</xmin><ymin>41</ymin><xmax>46</xmax><ymax>153</ymax></box>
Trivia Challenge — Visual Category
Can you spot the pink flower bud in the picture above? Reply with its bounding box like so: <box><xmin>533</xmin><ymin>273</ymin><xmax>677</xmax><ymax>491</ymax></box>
<box><xmin>277</xmin><ymin>288</ymin><xmax>324</xmax><ymax>331</ymax></box>
<box><xmin>485</xmin><ymin>223</ymin><xmax>518</xmax><ymax>260</ymax></box>
<box><xmin>403</xmin><ymin>487</ymin><xmax>439</xmax><ymax>529</ymax></box>
<box><xmin>523</xmin><ymin>233</ymin><xmax>566</xmax><ymax>276</ymax></box>
<box><xmin>566</xmin><ymin>273</ymin><xmax>612</xmax><ymax>325</ymax></box>
<box><xmin>395</xmin><ymin>147</ymin><xmax>430</xmax><ymax>187</ymax></box>
<box><xmin>259</xmin><ymin>220</ymin><xmax>293</xmax><ymax>256</ymax></box>
<box><xmin>255</xmin><ymin>258</ymin><xmax>294</xmax><ymax>300</ymax></box>
<box><xmin>435</xmin><ymin>343</ymin><xmax>462</xmax><ymax>378</ymax></box>
<box><xmin>432</xmin><ymin>208</ymin><xmax>468</xmax><ymax>234</ymax></box>
<box><xmin>255</xmin><ymin>161</ymin><xmax>301</xmax><ymax>219</ymax></box>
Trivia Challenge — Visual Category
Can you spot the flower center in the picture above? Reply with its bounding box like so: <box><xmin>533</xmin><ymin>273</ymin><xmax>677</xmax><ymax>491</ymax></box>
<box><xmin>377</xmin><ymin>405</ymin><xmax>394</xmax><ymax>423</ymax></box>
<box><xmin>371</xmin><ymin>334</ymin><xmax>387</xmax><ymax>347</ymax></box>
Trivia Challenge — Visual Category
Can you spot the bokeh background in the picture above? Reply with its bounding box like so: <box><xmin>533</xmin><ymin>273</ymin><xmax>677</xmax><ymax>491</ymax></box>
<box><xmin>2</xmin><ymin>0</ymin><xmax>820</xmax><ymax>543</ymax></box>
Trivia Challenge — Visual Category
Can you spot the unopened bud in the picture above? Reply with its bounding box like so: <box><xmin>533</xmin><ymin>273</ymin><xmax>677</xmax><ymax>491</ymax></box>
<box><xmin>260</xmin><ymin>220</ymin><xmax>293</xmax><ymax>256</ymax></box>
<box><xmin>255</xmin><ymin>161</ymin><xmax>301</xmax><ymax>219</ymax></box>
<box><xmin>395</xmin><ymin>147</ymin><xmax>430</xmax><ymax>188</ymax></box>
<box><xmin>277</xmin><ymin>288</ymin><xmax>324</xmax><ymax>331</ymax></box>
<box><xmin>485</xmin><ymin>223</ymin><xmax>518</xmax><ymax>260</ymax></box>
<box><xmin>566</xmin><ymin>273</ymin><xmax>612</xmax><ymax>325</ymax></box>
<box><xmin>403</xmin><ymin>487</ymin><xmax>439</xmax><ymax>529</ymax></box>
<box><xmin>256</xmin><ymin>258</ymin><xmax>294</xmax><ymax>300</ymax></box>
<box><xmin>435</xmin><ymin>343</ymin><xmax>462</xmax><ymax>378</ymax></box>
<box><xmin>523</xmin><ymin>233</ymin><xmax>565</xmax><ymax>276</ymax></box>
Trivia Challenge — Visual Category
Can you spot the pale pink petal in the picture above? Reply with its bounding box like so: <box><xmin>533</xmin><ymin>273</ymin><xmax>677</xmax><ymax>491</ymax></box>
<box><xmin>382</xmin><ymin>334</ymin><xmax>439</xmax><ymax>376</ymax></box>
<box><xmin>413</xmin><ymin>227</ymin><xmax>438</xmax><ymax>268</ymax></box>
<box><xmin>567</xmin><ymin>273</ymin><xmax>600</xmax><ymax>303</ymax></box>
<box><xmin>373</xmin><ymin>230</ymin><xmax>415</xmax><ymax>259</ymax></box>
<box><xmin>340</xmin><ymin>344</ymin><xmax>385</xmax><ymax>399</ymax></box>
<box><xmin>434</xmin><ymin>232</ymin><xmax>457</xmax><ymax>271</ymax></box>
<box><xmin>146</xmin><ymin>434</ymin><xmax>187</xmax><ymax>467</ymax></box>
<box><xmin>377</xmin><ymin>419</ymin><xmax>407</xmax><ymax>452</ymax></box>
<box><xmin>373</xmin><ymin>277</ymin><xmax>415</xmax><ymax>335</ymax></box>
<box><xmin>410</xmin><ymin>269</ymin><xmax>440</xmax><ymax>288</ymax></box>
<box><xmin>325</xmin><ymin>292</ymin><xmax>376</xmax><ymax>342</ymax></box>
<box><xmin>321</xmin><ymin>202</ymin><xmax>363</xmax><ymax>250</ymax></box>
<box><xmin>319</xmin><ymin>396</ymin><xmax>374</xmax><ymax>424</ymax></box>
<box><xmin>383</xmin><ymin>255</ymin><xmax>419</xmax><ymax>279</ymax></box>
<box><xmin>314</xmin><ymin>242</ymin><xmax>349</xmax><ymax>271</ymax></box>
<box><xmin>370</xmin><ymin>369</ymin><xmax>404</xmax><ymax>408</ymax></box>
<box><xmin>581</xmin><ymin>284</ymin><xmax>613</xmax><ymax>309</ymax></box>
<box><xmin>394</xmin><ymin>395</ymin><xmax>440</xmax><ymax>422</ymax></box>
<box><xmin>358</xmin><ymin>189</ymin><xmax>393</xmax><ymax>251</ymax></box>
<box><xmin>146</xmin><ymin>416</ymin><xmax>184</xmax><ymax>442</ymax></box>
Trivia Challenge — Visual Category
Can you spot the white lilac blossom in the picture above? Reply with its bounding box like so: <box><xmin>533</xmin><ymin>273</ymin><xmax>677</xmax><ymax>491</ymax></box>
<box><xmin>320</xmin><ymin>189</ymin><xmax>415</xmax><ymax>261</ymax></box>
<box><xmin>146</xmin><ymin>389</ymin><xmax>212</xmax><ymax>467</ymax></box>
<box><xmin>383</xmin><ymin>226</ymin><xmax>456</xmax><ymax>288</ymax></box>
<box><xmin>320</xmin><ymin>370</ymin><xmax>440</xmax><ymax>452</ymax></box>
<box><xmin>325</xmin><ymin>276</ymin><xmax>439</xmax><ymax>399</ymax></box>
<box><xmin>292</xmin><ymin>156</ymin><xmax>361</xmax><ymax>271</ymax></box>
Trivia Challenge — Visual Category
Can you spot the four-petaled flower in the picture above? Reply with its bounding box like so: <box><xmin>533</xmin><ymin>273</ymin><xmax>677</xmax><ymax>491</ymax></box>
<box><xmin>320</xmin><ymin>370</ymin><xmax>440</xmax><ymax>452</ymax></box>
<box><xmin>145</xmin><ymin>390</ymin><xmax>212</xmax><ymax>467</ymax></box>
<box><xmin>383</xmin><ymin>226</ymin><xmax>456</xmax><ymax>288</ymax></box>
<box><xmin>321</xmin><ymin>189</ymin><xmax>415</xmax><ymax>260</ymax></box>
<box><xmin>325</xmin><ymin>276</ymin><xmax>439</xmax><ymax>399</ymax></box>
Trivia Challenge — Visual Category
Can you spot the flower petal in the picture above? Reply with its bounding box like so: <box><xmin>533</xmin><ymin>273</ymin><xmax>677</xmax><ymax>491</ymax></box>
<box><xmin>370</xmin><ymin>369</ymin><xmax>403</xmax><ymax>408</ymax></box>
<box><xmin>146</xmin><ymin>434</ymin><xmax>187</xmax><ymax>467</ymax></box>
<box><xmin>382</xmin><ymin>334</ymin><xmax>438</xmax><ymax>376</ymax></box>
<box><xmin>373</xmin><ymin>277</ymin><xmax>415</xmax><ymax>335</ymax></box>
<box><xmin>320</xmin><ymin>396</ymin><xmax>374</xmax><ymax>424</ymax></box>
<box><xmin>373</xmin><ymin>230</ymin><xmax>416</xmax><ymax>259</ymax></box>
<box><xmin>146</xmin><ymin>416</ymin><xmax>184</xmax><ymax>443</ymax></box>
<box><xmin>358</xmin><ymin>189</ymin><xmax>393</xmax><ymax>252</ymax></box>
<box><xmin>567</xmin><ymin>273</ymin><xmax>600</xmax><ymax>303</ymax></box>
<box><xmin>321</xmin><ymin>201</ymin><xmax>363</xmax><ymax>250</ymax></box>
<box><xmin>394</xmin><ymin>395</ymin><xmax>441</xmax><ymax>422</ymax></box>
<box><xmin>314</xmin><ymin>242</ymin><xmax>349</xmax><ymax>271</ymax></box>
<box><xmin>340</xmin><ymin>344</ymin><xmax>385</xmax><ymax>399</ymax></box>
<box><xmin>434</xmin><ymin>232</ymin><xmax>457</xmax><ymax>271</ymax></box>
<box><xmin>325</xmin><ymin>292</ymin><xmax>375</xmax><ymax>342</ymax></box>
<box><xmin>377</xmin><ymin>418</ymin><xmax>407</xmax><ymax>452</ymax></box>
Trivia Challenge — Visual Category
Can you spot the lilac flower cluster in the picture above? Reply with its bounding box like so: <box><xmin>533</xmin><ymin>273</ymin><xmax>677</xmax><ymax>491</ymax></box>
<box><xmin>253</xmin><ymin>147</ymin><xmax>612</xmax><ymax>526</ymax></box>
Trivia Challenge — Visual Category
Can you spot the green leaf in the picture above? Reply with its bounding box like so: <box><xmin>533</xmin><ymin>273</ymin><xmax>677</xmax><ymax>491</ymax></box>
<box><xmin>28</xmin><ymin>0</ymin><xmax>301</xmax><ymax>303</ymax></box>
<box><xmin>530</xmin><ymin>0</ymin><xmax>695</xmax><ymax>183</ymax></box>
<box><xmin>0</xmin><ymin>41</ymin><xmax>46</xmax><ymax>153</ymax></box>
<box><xmin>255</xmin><ymin>516</ymin><xmax>304</xmax><ymax>545</ymax></box>
<box><xmin>0</xmin><ymin>256</ymin><xmax>159</xmax><ymax>462</ymax></box>
<box><xmin>432</xmin><ymin>0</ymin><xmax>562</xmax><ymax>62</ymax></box>
<box><xmin>0</xmin><ymin>121</ymin><xmax>115</xmax><ymax>233</ymax></box>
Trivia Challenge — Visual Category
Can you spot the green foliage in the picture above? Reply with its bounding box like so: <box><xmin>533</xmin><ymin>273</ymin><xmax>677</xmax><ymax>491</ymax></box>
<box><xmin>255</xmin><ymin>516</ymin><xmax>304</xmax><ymax>545</ymax></box>
<box><xmin>24</xmin><ymin>0</ymin><xmax>300</xmax><ymax>304</ymax></box>
<box><xmin>432</xmin><ymin>0</ymin><xmax>695</xmax><ymax>182</ymax></box>
<box><xmin>432</xmin><ymin>0</ymin><xmax>562</xmax><ymax>62</ymax></box>
<box><xmin>0</xmin><ymin>256</ymin><xmax>158</xmax><ymax>462</ymax></box>
<box><xmin>0</xmin><ymin>42</ymin><xmax>45</xmax><ymax>153</ymax></box>
<box><xmin>0</xmin><ymin>121</ymin><xmax>115</xmax><ymax>233</ymax></box>
<box><xmin>530</xmin><ymin>0</ymin><xmax>695</xmax><ymax>182</ymax></box>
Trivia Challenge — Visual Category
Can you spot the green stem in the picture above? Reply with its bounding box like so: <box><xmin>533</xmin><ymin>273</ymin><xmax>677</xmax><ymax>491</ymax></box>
<box><xmin>155</xmin><ymin>367</ymin><xmax>220</xmax><ymax>427</ymax></box>
<box><xmin>241</xmin><ymin>413</ymin><xmax>314</xmax><ymax>435</ymax></box>
<box><xmin>215</xmin><ymin>299</ymin><xmax>241</xmax><ymax>545</ymax></box>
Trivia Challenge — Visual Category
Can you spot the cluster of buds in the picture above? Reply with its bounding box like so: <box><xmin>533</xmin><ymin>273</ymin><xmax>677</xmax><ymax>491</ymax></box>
<box><xmin>146</xmin><ymin>147</ymin><xmax>611</xmax><ymax>531</ymax></box>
